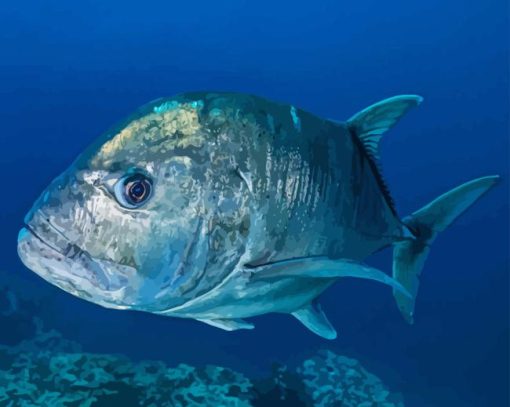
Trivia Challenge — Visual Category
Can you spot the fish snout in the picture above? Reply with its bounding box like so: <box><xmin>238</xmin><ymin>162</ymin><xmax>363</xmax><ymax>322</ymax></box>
<box><xmin>22</xmin><ymin>209</ymin><xmax>78</xmax><ymax>257</ymax></box>
<box><xmin>17</xmin><ymin>210</ymin><xmax>119</xmax><ymax>296</ymax></box>
<box><xmin>21</xmin><ymin>168</ymin><xmax>86</xmax><ymax>256</ymax></box>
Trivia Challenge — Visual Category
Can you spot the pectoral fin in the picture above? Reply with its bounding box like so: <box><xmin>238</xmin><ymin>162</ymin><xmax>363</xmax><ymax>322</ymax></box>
<box><xmin>246</xmin><ymin>257</ymin><xmax>411</xmax><ymax>298</ymax></box>
<box><xmin>292</xmin><ymin>303</ymin><xmax>337</xmax><ymax>340</ymax></box>
<box><xmin>197</xmin><ymin>318</ymin><xmax>254</xmax><ymax>331</ymax></box>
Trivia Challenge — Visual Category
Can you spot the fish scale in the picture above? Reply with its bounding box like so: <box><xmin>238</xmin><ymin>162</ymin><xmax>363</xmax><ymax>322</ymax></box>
<box><xmin>17</xmin><ymin>92</ymin><xmax>499</xmax><ymax>338</ymax></box>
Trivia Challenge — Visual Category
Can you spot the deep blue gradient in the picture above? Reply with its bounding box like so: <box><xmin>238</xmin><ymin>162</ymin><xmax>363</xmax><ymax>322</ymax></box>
<box><xmin>0</xmin><ymin>1</ymin><xmax>508</xmax><ymax>405</ymax></box>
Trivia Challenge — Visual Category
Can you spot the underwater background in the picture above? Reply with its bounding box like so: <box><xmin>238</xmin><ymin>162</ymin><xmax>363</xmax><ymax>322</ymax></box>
<box><xmin>0</xmin><ymin>0</ymin><xmax>508</xmax><ymax>405</ymax></box>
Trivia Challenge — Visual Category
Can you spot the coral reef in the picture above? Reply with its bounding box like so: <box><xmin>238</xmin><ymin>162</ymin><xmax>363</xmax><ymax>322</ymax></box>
<box><xmin>298</xmin><ymin>350</ymin><xmax>404</xmax><ymax>407</ymax></box>
<box><xmin>0</xmin><ymin>328</ymin><xmax>254</xmax><ymax>406</ymax></box>
<box><xmin>0</xmin><ymin>328</ymin><xmax>404</xmax><ymax>406</ymax></box>
<box><xmin>0</xmin><ymin>288</ymin><xmax>404</xmax><ymax>406</ymax></box>
<box><xmin>252</xmin><ymin>363</ymin><xmax>312</xmax><ymax>406</ymax></box>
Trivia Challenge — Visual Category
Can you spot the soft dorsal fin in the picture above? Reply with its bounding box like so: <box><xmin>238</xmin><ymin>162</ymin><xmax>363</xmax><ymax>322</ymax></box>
<box><xmin>347</xmin><ymin>95</ymin><xmax>423</xmax><ymax>161</ymax></box>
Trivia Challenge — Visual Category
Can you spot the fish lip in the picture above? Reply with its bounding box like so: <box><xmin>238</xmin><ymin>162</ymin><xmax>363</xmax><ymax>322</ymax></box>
<box><xmin>19</xmin><ymin>224</ymin><xmax>114</xmax><ymax>293</ymax></box>
<box><xmin>23</xmin><ymin>208</ymin><xmax>87</xmax><ymax>259</ymax></box>
<box><xmin>23</xmin><ymin>224</ymin><xmax>67</xmax><ymax>256</ymax></box>
<box><xmin>23</xmin><ymin>223</ymin><xmax>84</xmax><ymax>259</ymax></box>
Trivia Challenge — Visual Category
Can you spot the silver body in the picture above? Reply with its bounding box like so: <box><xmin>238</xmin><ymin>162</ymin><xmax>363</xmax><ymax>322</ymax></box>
<box><xmin>18</xmin><ymin>93</ymin><xmax>405</xmax><ymax>324</ymax></box>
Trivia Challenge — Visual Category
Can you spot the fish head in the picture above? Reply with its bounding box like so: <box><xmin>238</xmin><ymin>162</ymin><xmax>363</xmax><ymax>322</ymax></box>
<box><xmin>17</xmin><ymin>99</ymin><xmax>214</xmax><ymax>311</ymax></box>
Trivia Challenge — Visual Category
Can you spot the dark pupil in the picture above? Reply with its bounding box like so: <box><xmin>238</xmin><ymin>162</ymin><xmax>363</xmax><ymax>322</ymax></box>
<box><xmin>125</xmin><ymin>177</ymin><xmax>150</xmax><ymax>204</ymax></box>
<box><xmin>131</xmin><ymin>182</ymin><xmax>145</xmax><ymax>199</ymax></box>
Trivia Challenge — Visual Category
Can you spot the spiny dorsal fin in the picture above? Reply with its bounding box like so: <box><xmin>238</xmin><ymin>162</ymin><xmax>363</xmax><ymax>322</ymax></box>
<box><xmin>347</xmin><ymin>95</ymin><xmax>423</xmax><ymax>161</ymax></box>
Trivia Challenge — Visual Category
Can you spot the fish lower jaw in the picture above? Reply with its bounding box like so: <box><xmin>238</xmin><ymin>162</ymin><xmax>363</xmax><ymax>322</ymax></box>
<box><xmin>18</xmin><ymin>233</ymin><xmax>135</xmax><ymax>311</ymax></box>
<box><xmin>17</xmin><ymin>227</ymin><xmax>123</xmax><ymax>299</ymax></box>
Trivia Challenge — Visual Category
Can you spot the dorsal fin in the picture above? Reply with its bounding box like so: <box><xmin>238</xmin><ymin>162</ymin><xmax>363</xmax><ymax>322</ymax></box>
<box><xmin>347</xmin><ymin>95</ymin><xmax>423</xmax><ymax>215</ymax></box>
<box><xmin>347</xmin><ymin>95</ymin><xmax>423</xmax><ymax>161</ymax></box>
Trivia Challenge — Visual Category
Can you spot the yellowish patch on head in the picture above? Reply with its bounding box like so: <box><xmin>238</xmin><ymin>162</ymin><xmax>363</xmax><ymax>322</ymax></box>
<box><xmin>93</xmin><ymin>102</ymin><xmax>203</xmax><ymax>166</ymax></box>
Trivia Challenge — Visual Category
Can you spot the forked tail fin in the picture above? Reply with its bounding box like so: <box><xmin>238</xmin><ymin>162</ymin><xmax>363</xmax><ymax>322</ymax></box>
<box><xmin>393</xmin><ymin>175</ymin><xmax>500</xmax><ymax>323</ymax></box>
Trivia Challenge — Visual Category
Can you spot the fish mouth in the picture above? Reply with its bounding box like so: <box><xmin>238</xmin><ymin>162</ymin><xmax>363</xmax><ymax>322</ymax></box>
<box><xmin>23</xmin><ymin>224</ymin><xmax>83</xmax><ymax>258</ymax></box>
<box><xmin>17</xmin><ymin>218</ymin><xmax>129</xmax><ymax>299</ymax></box>
<box><xmin>23</xmin><ymin>209</ymin><xmax>85</xmax><ymax>258</ymax></box>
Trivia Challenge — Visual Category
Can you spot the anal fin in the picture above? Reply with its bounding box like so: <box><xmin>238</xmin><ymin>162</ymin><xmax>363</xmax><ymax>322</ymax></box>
<box><xmin>292</xmin><ymin>303</ymin><xmax>337</xmax><ymax>340</ymax></box>
<box><xmin>197</xmin><ymin>318</ymin><xmax>254</xmax><ymax>331</ymax></box>
<box><xmin>246</xmin><ymin>257</ymin><xmax>411</xmax><ymax>299</ymax></box>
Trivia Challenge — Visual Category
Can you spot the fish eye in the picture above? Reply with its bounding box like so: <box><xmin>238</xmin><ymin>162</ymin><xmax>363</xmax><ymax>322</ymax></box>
<box><xmin>114</xmin><ymin>173</ymin><xmax>153</xmax><ymax>209</ymax></box>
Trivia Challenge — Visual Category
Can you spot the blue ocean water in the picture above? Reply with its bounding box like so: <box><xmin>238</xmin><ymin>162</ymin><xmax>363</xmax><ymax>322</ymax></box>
<box><xmin>0</xmin><ymin>0</ymin><xmax>508</xmax><ymax>405</ymax></box>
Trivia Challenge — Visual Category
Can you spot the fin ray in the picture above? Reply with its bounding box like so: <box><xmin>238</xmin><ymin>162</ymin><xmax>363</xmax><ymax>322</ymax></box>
<box><xmin>393</xmin><ymin>175</ymin><xmax>500</xmax><ymax>323</ymax></box>
<box><xmin>292</xmin><ymin>303</ymin><xmax>337</xmax><ymax>340</ymax></box>
<box><xmin>246</xmin><ymin>257</ymin><xmax>411</xmax><ymax>298</ymax></box>
<box><xmin>347</xmin><ymin>94</ymin><xmax>423</xmax><ymax>162</ymax></box>
<box><xmin>347</xmin><ymin>94</ymin><xmax>423</xmax><ymax>215</ymax></box>
<box><xmin>197</xmin><ymin>318</ymin><xmax>254</xmax><ymax>331</ymax></box>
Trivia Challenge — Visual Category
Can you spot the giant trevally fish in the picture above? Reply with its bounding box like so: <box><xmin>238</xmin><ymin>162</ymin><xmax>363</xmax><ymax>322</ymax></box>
<box><xmin>17</xmin><ymin>92</ymin><xmax>498</xmax><ymax>339</ymax></box>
